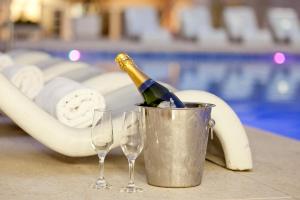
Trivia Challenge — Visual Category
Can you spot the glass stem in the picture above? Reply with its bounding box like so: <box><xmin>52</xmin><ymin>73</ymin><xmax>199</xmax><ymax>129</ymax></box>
<box><xmin>128</xmin><ymin>159</ymin><xmax>135</xmax><ymax>186</ymax></box>
<box><xmin>99</xmin><ymin>156</ymin><xmax>105</xmax><ymax>180</ymax></box>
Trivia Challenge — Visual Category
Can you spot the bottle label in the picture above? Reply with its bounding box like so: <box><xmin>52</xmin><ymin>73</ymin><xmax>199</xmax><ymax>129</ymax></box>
<box><xmin>138</xmin><ymin>79</ymin><xmax>155</xmax><ymax>93</ymax></box>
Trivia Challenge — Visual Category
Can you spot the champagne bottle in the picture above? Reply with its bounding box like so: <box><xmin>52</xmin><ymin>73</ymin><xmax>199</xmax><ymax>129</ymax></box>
<box><xmin>115</xmin><ymin>53</ymin><xmax>185</xmax><ymax>108</ymax></box>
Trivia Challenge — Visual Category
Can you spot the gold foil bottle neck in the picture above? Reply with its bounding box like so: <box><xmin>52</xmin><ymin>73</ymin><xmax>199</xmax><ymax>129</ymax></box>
<box><xmin>115</xmin><ymin>53</ymin><xmax>134</xmax><ymax>71</ymax></box>
<box><xmin>115</xmin><ymin>52</ymin><xmax>149</xmax><ymax>88</ymax></box>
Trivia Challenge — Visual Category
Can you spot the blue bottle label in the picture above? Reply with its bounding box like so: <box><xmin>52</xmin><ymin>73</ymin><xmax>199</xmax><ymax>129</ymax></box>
<box><xmin>139</xmin><ymin>79</ymin><xmax>155</xmax><ymax>93</ymax></box>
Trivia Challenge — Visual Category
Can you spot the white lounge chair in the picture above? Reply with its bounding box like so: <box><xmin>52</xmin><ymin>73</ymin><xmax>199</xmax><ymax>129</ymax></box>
<box><xmin>73</xmin><ymin>14</ymin><xmax>101</xmax><ymax>40</ymax></box>
<box><xmin>224</xmin><ymin>6</ymin><xmax>273</xmax><ymax>45</ymax></box>
<box><xmin>0</xmin><ymin>72</ymin><xmax>252</xmax><ymax>171</ymax></box>
<box><xmin>180</xmin><ymin>6</ymin><xmax>227</xmax><ymax>45</ymax></box>
<box><xmin>1</xmin><ymin>51</ymin><xmax>253</xmax><ymax>170</ymax></box>
<box><xmin>267</xmin><ymin>8</ymin><xmax>300</xmax><ymax>45</ymax></box>
<box><xmin>124</xmin><ymin>6</ymin><xmax>172</xmax><ymax>43</ymax></box>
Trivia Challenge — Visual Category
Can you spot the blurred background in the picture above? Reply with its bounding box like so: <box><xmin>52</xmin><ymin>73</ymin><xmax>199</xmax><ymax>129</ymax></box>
<box><xmin>1</xmin><ymin>0</ymin><xmax>300</xmax><ymax>43</ymax></box>
<box><xmin>0</xmin><ymin>0</ymin><xmax>300</xmax><ymax>139</ymax></box>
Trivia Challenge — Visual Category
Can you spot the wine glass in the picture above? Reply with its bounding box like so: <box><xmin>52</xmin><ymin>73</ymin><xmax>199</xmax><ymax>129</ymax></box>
<box><xmin>91</xmin><ymin>109</ymin><xmax>113</xmax><ymax>189</ymax></box>
<box><xmin>120</xmin><ymin>111</ymin><xmax>144</xmax><ymax>193</ymax></box>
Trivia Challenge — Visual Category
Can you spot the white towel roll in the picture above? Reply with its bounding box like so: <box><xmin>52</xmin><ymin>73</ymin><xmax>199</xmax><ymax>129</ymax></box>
<box><xmin>35</xmin><ymin>77</ymin><xmax>106</xmax><ymax>128</ymax></box>
<box><xmin>1</xmin><ymin>64</ymin><xmax>44</xmax><ymax>99</ymax></box>
<box><xmin>0</xmin><ymin>54</ymin><xmax>14</xmax><ymax>71</ymax></box>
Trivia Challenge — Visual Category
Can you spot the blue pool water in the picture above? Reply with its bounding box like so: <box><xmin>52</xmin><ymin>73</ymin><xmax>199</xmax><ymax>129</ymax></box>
<box><xmin>50</xmin><ymin>51</ymin><xmax>300</xmax><ymax>140</ymax></box>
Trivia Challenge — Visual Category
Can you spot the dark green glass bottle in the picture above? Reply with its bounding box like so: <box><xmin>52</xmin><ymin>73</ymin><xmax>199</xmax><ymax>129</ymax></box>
<box><xmin>115</xmin><ymin>53</ymin><xmax>185</xmax><ymax>108</ymax></box>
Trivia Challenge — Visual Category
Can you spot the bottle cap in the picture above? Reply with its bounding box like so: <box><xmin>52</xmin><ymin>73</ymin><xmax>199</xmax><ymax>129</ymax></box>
<box><xmin>115</xmin><ymin>53</ymin><xmax>132</xmax><ymax>71</ymax></box>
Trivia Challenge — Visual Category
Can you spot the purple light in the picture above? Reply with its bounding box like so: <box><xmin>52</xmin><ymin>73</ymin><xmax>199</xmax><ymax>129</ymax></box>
<box><xmin>68</xmin><ymin>49</ymin><xmax>81</xmax><ymax>62</ymax></box>
<box><xmin>273</xmin><ymin>52</ymin><xmax>286</xmax><ymax>64</ymax></box>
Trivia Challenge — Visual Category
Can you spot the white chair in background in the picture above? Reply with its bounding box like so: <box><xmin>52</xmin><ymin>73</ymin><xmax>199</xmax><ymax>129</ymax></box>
<box><xmin>180</xmin><ymin>6</ymin><xmax>227</xmax><ymax>45</ymax></box>
<box><xmin>267</xmin><ymin>8</ymin><xmax>300</xmax><ymax>45</ymax></box>
<box><xmin>73</xmin><ymin>14</ymin><xmax>101</xmax><ymax>40</ymax></box>
<box><xmin>224</xmin><ymin>6</ymin><xmax>273</xmax><ymax>45</ymax></box>
<box><xmin>124</xmin><ymin>6</ymin><xmax>172</xmax><ymax>43</ymax></box>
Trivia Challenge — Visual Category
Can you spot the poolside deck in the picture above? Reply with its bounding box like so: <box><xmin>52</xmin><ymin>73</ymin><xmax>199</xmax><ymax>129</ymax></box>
<box><xmin>0</xmin><ymin>118</ymin><xmax>299</xmax><ymax>199</ymax></box>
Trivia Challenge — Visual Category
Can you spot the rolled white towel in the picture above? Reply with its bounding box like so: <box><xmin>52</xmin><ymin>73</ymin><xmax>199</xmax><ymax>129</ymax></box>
<box><xmin>1</xmin><ymin>64</ymin><xmax>44</xmax><ymax>99</ymax></box>
<box><xmin>0</xmin><ymin>53</ymin><xmax>14</xmax><ymax>71</ymax></box>
<box><xmin>35</xmin><ymin>77</ymin><xmax>106</xmax><ymax>128</ymax></box>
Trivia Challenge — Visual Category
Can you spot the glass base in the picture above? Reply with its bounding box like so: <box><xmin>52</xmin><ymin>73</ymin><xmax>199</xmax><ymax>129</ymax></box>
<box><xmin>120</xmin><ymin>186</ymin><xmax>143</xmax><ymax>193</ymax></box>
<box><xmin>93</xmin><ymin>178</ymin><xmax>111</xmax><ymax>190</ymax></box>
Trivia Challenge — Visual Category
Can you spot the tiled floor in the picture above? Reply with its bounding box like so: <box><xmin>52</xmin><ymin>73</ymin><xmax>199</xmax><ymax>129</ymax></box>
<box><xmin>0</xmin><ymin>119</ymin><xmax>299</xmax><ymax>200</ymax></box>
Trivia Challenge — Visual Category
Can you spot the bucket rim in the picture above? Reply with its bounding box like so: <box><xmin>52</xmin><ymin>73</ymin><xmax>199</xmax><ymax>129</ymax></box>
<box><xmin>136</xmin><ymin>102</ymin><xmax>215</xmax><ymax>110</ymax></box>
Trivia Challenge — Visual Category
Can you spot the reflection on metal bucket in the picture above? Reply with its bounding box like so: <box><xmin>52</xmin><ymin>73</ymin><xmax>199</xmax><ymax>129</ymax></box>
<box><xmin>138</xmin><ymin>103</ymin><xmax>215</xmax><ymax>188</ymax></box>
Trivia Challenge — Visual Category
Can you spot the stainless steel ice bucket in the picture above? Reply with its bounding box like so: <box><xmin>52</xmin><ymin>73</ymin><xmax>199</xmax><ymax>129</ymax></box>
<box><xmin>138</xmin><ymin>103</ymin><xmax>215</xmax><ymax>188</ymax></box>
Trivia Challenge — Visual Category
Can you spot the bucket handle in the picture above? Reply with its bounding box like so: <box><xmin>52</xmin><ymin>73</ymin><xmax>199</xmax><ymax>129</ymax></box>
<box><xmin>208</xmin><ymin>119</ymin><xmax>215</xmax><ymax>140</ymax></box>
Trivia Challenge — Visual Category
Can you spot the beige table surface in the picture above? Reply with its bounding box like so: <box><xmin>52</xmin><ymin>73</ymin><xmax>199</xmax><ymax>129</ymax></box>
<box><xmin>0</xmin><ymin>117</ymin><xmax>299</xmax><ymax>200</ymax></box>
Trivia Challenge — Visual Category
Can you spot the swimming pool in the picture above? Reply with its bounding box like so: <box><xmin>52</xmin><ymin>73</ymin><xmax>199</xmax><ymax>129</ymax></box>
<box><xmin>50</xmin><ymin>51</ymin><xmax>300</xmax><ymax>140</ymax></box>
